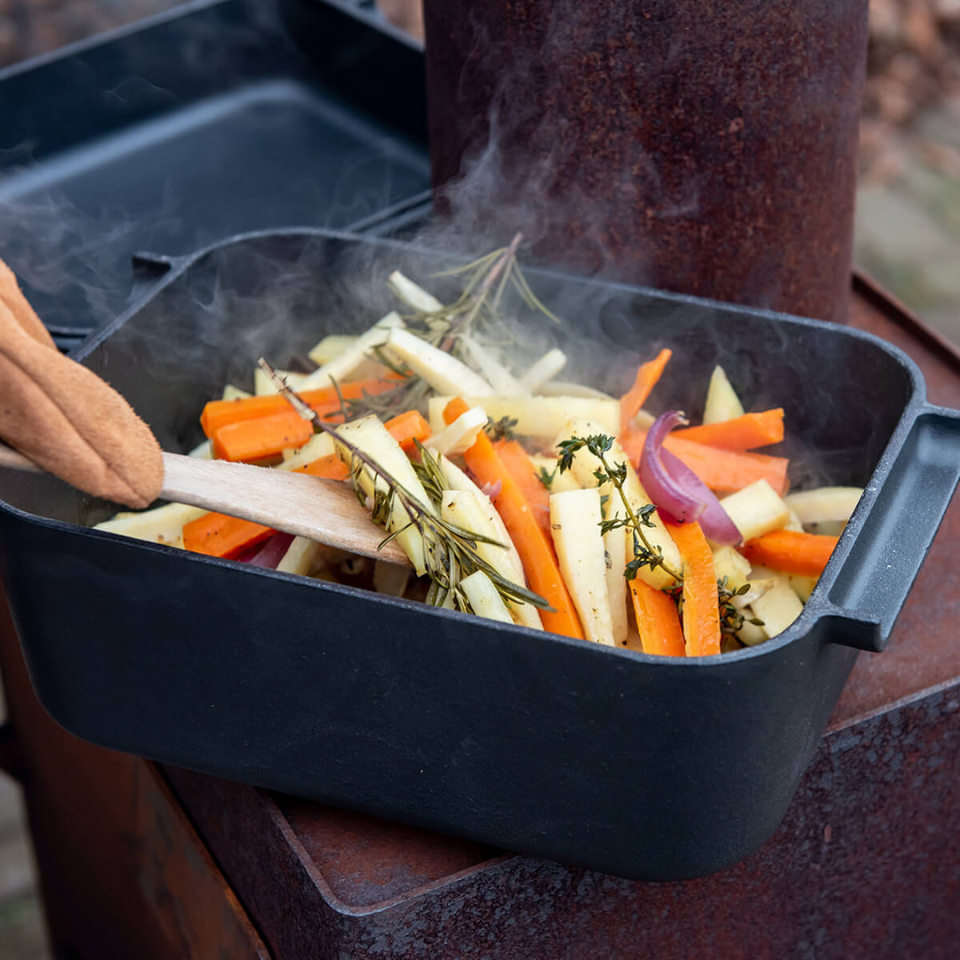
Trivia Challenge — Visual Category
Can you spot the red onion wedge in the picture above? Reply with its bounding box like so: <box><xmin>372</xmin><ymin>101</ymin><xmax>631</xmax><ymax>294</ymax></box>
<box><xmin>640</xmin><ymin>411</ymin><xmax>742</xmax><ymax>545</ymax></box>
<box><xmin>244</xmin><ymin>532</ymin><xmax>296</xmax><ymax>569</ymax></box>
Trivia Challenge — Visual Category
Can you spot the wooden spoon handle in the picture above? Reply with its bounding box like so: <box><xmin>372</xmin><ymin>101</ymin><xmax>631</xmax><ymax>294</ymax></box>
<box><xmin>160</xmin><ymin>453</ymin><xmax>409</xmax><ymax>565</ymax></box>
<box><xmin>0</xmin><ymin>443</ymin><xmax>410</xmax><ymax>566</ymax></box>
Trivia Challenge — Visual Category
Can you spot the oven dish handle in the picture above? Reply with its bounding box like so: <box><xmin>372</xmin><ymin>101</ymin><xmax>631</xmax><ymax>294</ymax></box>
<box><xmin>826</xmin><ymin>404</ymin><xmax>960</xmax><ymax>652</ymax></box>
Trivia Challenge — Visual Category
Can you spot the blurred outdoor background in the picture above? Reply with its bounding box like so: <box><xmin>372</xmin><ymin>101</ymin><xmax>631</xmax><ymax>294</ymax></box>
<box><xmin>0</xmin><ymin>1</ymin><xmax>958</xmax><ymax>957</ymax></box>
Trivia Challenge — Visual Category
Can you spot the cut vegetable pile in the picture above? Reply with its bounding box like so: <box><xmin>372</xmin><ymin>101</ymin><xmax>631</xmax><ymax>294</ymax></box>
<box><xmin>96</xmin><ymin>244</ymin><xmax>863</xmax><ymax>656</ymax></box>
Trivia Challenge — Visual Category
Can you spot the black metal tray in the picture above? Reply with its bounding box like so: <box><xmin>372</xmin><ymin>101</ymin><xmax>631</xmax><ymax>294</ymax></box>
<box><xmin>0</xmin><ymin>0</ymin><xmax>429</xmax><ymax>348</ymax></box>
<box><xmin>1</xmin><ymin>229</ymin><xmax>958</xmax><ymax>881</ymax></box>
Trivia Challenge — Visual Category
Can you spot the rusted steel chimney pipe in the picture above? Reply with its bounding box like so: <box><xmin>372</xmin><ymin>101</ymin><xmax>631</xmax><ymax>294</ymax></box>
<box><xmin>422</xmin><ymin>1</ymin><xmax>869</xmax><ymax>323</ymax></box>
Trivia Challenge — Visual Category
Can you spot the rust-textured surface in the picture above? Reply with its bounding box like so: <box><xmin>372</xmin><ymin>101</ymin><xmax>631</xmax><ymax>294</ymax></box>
<box><xmin>0</xmin><ymin>592</ymin><xmax>272</xmax><ymax>960</ymax></box>
<box><xmin>422</xmin><ymin>0</ymin><xmax>869</xmax><ymax>324</ymax></box>
<box><xmin>166</xmin><ymin>684</ymin><xmax>960</xmax><ymax>959</ymax></box>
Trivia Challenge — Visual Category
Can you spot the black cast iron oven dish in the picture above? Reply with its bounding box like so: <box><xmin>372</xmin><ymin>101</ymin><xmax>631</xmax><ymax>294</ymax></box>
<box><xmin>1</xmin><ymin>229</ymin><xmax>958</xmax><ymax>881</ymax></box>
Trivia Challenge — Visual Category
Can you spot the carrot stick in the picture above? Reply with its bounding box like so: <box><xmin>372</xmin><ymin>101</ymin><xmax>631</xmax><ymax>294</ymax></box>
<box><xmin>665</xmin><ymin>520</ymin><xmax>722</xmax><ymax>657</ymax></box>
<box><xmin>182</xmin><ymin>512</ymin><xmax>274</xmax><ymax>558</ymax></box>
<box><xmin>200</xmin><ymin>379</ymin><xmax>396</xmax><ymax>437</ymax></box>
<box><xmin>212</xmin><ymin>411</ymin><xmax>314</xmax><ymax>462</ymax></box>
<box><xmin>628</xmin><ymin>579</ymin><xmax>686</xmax><ymax>657</ymax></box>
<box><xmin>620</xmin><ymin>429</ymin><xmax>789</xmax><ymax>495</ymax></box>
<box><xmin>384</xmin><ymin>409</ymin><xmax>432</xmax><ymax>453</ymax></box>
<box><xmin>444</xmin><ymin>397</ymin><xmax>585</xmax><ymax>640</ymax></box>
<box><xmin>294</xmin><ymin>454</ymin><xmax>350</xmax><ymax>481</ymax></box>
<box><xmin>493</xmin><ymin>438</ymin><xmax>552</xmax><ymax>539</ymax></box>
<box><xmin>620</xmin><ymin>348</ymin><xmax>671</xmax><ymax>432</ymax></box>
<box><xmin>741</xmin><ymin>529</ymin><xmax>839</xmax><ymax>577</ymax></box>
<box><xmin>672</xmin><ymin>409</ymin><xmax>785</xmax><ymax>451</ymax></box>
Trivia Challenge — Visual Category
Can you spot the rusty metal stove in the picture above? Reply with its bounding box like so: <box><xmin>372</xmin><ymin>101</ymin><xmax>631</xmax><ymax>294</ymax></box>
<box><xmin>423</xmin><ymin>0</ymin><xmax>869</xmax><ymax>325</ymax></box>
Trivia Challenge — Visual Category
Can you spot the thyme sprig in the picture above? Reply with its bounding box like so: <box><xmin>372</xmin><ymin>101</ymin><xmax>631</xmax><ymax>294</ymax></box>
<box><xmin>556</xmin><ymin>434</ymin><xmax>683</xmax><ymax>585</ymax></box>
<box><xmin>536</xmin><ymin>464</ymin><xmax>558</xmax><ymax>490</ymax></box>
<box><xmin>484</xmin><ymin>415</ymin><xmax>519</xmax><ymax>442</ymax></box>
<box><xmin>718</xmin><ymin>577</ymin><xmax>764</xmax><ymax>637</ymax></box>
<box><xmin>259</xmin><ymin>360</ymin><xmax>549</xmax><ymax>616</ymax></box>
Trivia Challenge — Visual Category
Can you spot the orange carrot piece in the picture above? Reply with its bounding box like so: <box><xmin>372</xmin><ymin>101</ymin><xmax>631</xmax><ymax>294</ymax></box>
<box><xmin>384</xmin><ymin>409</ymin><xmax>432</xmax><ymax>453</ymax></box>
<box><xmin>494</xmin><ymin>438</ymin><xmax>552</xmax><ymax>539</ymax></box>
<box><xmin>182</xmin><ymin>512</ymin><xmax>274</xmax><ymax>558</ymax></box>
<box><xmin>629</xmin><ymin>579</ymin><xmax>686</xmax><ymax>657</ymax></box>
<box><xmin>620</xmin><ymin>429</ymin><xmax>789</xmax><ymax>496</ymax></box>
<box><xmin>665</xmin><ymin>520</ymin><xmax>722</xmax><ymax>657</ymax></box>
<box><xmin>672</xmin><ymin>409</ymin><xmax>785</xmax><ymax>451</ymax></box>
<box><xmin>444</xmin><ymin>397</ymin><xmax>585</xmax><ymax>641</ymax></box>
<box><xmin>294</xmin><ymin>454</ymin><xmax>350</xmax><ymax>481</ymax></box>
<box><xmin>620</xmin><ymin>348</ymin><xmax>672</xmax><ymax>432</ymax></box>
<box><xmin>212</xmin><ymin>411</ymin><xmax>314</xmax><ymax>462</ymax></box>
<box><xmin>741</xmin><ymin>529</ymin><xmax>839</xmax><ymax>577</ymax></box>
<box><xmin>200</xmin><ymin>379</ymin><xmax>396</xmax><ymax>437</ymax></box>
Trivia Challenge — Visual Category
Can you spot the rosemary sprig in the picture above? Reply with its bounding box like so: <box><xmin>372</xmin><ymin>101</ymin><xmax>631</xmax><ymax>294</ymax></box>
<box><xmin>557</xmin><ymin>434</ymin><xmax>683</xmax><ymax>584</ymax></box>
<box><xmin>392</xmin><ymin>233</ymin><xmax>558</xmax><ymax>361</ymax></box>
<box><xmin>259</xmin><ymin>360</ymin><xmax>549</xmax><ymax>615</ymax></box>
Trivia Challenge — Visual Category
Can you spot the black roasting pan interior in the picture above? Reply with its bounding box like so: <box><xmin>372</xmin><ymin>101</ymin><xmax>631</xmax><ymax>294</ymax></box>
<box><xmin>1</xmin><ymin>229</ymin><xmax>958</xmax><ymax>880</ymax></box>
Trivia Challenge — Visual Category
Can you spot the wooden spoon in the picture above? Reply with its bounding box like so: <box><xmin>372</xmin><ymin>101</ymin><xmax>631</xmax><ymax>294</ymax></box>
<box><xmin>0</xmin><ymin>444</ymin><xmax>411</xmax><ymax>567</ymax></box>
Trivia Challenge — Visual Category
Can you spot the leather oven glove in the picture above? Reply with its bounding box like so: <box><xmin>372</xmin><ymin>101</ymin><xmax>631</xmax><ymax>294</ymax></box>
<box><xmin>0</xmin><ymin>258</ymin><xmax>164</xmax><ymax>509</ymax></box>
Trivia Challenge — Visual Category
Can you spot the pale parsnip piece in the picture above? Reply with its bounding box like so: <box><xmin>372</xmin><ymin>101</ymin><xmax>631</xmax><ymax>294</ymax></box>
<box><xmin>428</xmin><ymin>396</ymin><xmax>619</xmax><ymax>438</ymax></box>
<box><xmin>277</xmin><ymin>536</ymin><xmax>324</xmax><ymax>576</ymax></box>
<box><xmin>373</xmin><ymin>560</ymin><xmax>411</xmax><ymax>598</ymax></box>
<box><xmin>440</xmin><ymin>487</ymin><xmax>542</xmax><ymax>631</ymax></box>
<box><xmin>425</xmin><ymin>405</ymin><xmax>488</xmax><ymax>457</ymax></box>
<box><xmin>703</xmin><ymin>365</ymin><xmax>745</xmax><ymax>424</ymax></box>
<box><xmin>308</xmin><ymin>334</ymin><xmax>358</xmax><ymax>367</ymax></box>
<box><xmin>720</xmin><ymin>480</ymin><xmax>790</xmax><ymax>542</ymax></box>
<box><xmin>712</xmin><ymin>545</ymin><xmax>752</xmax><ymax>592</ymax></box>
<box><xmin>750</xmin><ymin>577</ymin><xmax>804</xmax><ymax>638</ymax></box>
<box><xmin>784</xmin><ymin>508</ymin><xmax>805</xmax><ymax>533</ymax></box>
<box><xmin>299</xmin><ymin>312</ymin><xmax>403</xmax><ymax>390</ymax></box>
<box><xmin>554</xmin><ymin>417</ymin><xmax>681</xmax><ymax>592</ymax></box>
<box><xmin>388</xmin><ymin>270</ymin><xmax>444</xmax><ymax>313</ymax></box>
<box><xmin>335</xmin><ymin>415</ymin><xmax>433</xmax><ymax>575</ymax></box>
<box><xmin>460</xmin><ymin>336</ymin><xmax>530</xmax><ymax>397</ymax></box>
<box><xmin>95</xmin><ymin>501</ymin><xmax>207</xmax><ymax>548</ymax></box>
<box><xmin>459</xmin><ymin>570</ymin><xmax>516</xmax><ymax>624</ymax></box>
<box><xmin>254</xmin><ymin>367</ymin><xmax>307</xmax><ymax>396</ymax></box>
<box><xmin>277</xmin><ymin>433</ymin><xmax>336</xmax><ymax>470</ymax></box>
<box><xmin>528</xmin><ymin>455</ymin><xmax>581</xmax><ymax>494</ymax></box>
<box><xmin>807</xmin><ymin>520</ymin><xmax>846</xmax><ymax>537</ymax></box>
<box><xmin>604</xmin><ymin>523</ymin><xmax>629</xmax><ymax>647</ymax></box>
<box><xmin>629</xmin><ymin>409</ymin><xmax>656</xmax><ymax>432</ymax></box>
<box><xmin>188</xmin><ymin>439</ymin><xmax>212</xmax><ymax>459</ymax></box>
<box><xmin>737</xmin><ymin>614</ymin><xmax>768</xmax><ymax>647</ymax></box>
<box><xmin>385</xmin><ymin>328</ymin><xmax>494</xmax><ymax>397</ymax></box>
<box><xmin>784</xmin><ymin>487</ymin><xmax>863</xmax><ymax>526</ymax></box>
<box><xmin>222</xmin><ymin>384</ymin><xmax>251</xmax><ymax>401</ymax></box>
<box><xmin>438</xmin><ymin>457</ymin><xmax>529</xmax><ymax>580</ymax></box>
<box><xmin>788</xmin><ymin>573</ymin><xmax>819</xmax><ymax>603</ymax></box>
<box><xmin>519</xmin><ymin>348</ymin><xmax>567</xmax><ymax>391</ymax></box>
<box><xmin>549</xmin><ymin>487</ymin><xmax>615</xmax><ymax>646</ymax></box>
<box><xmin>733</xmin><ymin>578</ymin><xmax>776</xmax><ymax>610</ymax></box>
<box><xmin>537</xmin><ymin>380</ymin><xmax>615</xmax><ymax>401</ymax></box>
